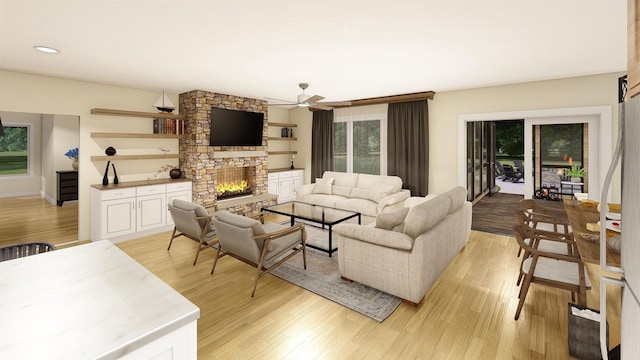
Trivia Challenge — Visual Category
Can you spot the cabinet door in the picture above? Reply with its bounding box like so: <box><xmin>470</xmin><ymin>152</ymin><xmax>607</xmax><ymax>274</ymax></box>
<box><xmin>101</xmin><ymin>197</ymin><xmax>136</xmax><ymax>239</ymax></box>
<box><xmin>278</xmin><ymin>178</ymin><xmax>292</xmax><ymax>203</ymax></box>
<box><xmin>166</xmin><ymin>190</ymin><xmax>192</xmax><ymax>226</ymax></box>
<box><xmin>137</xmin><ymin>193</ymin><xmax>167</xmax><ymax>232</ymax></box>
<box><xmin>268</xmin><ymin>179</ymin><xmax>279</xmax><ymax>197</ymax></box>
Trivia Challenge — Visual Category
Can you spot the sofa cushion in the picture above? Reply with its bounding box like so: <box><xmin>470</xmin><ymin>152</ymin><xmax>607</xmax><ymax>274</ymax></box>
<box><xmin>323</xmin><ymin>171</ymin><xmax>358</xmax><ymax>188</ymax></box>
<box><xmin>334</xmin><ymin>197</ymin><xmax>378</xmax><ymax>217</ymax></box>
<box><xmin>313</xmin><ymin>177</ymin><xmax>334</xmax><ymax>194</ymax></box>
<box><xmin>402</xmin><ymin>195</ymin><xmax>451</xmax><ymax>239</ymax></box>
<box><xmin>375</xmin><ymin>207</ymin><xmax>410</xmax><ymax>231</ymax></box>
<box><xmin>356</xmin><ymin>173</ymin><xmax>403</xmax><ymax>193</ymax></box>
<box><xmin>350</xmin><ymin>186</ymin><xmax>394</xmax><ymax>203</ymax></box>
<box><xmin>332</xmin><ymin>185</ymin><xmax>352</xmax><ymax>197</ymax></box>
<box><xmin>300</xmin><ymin>194</ymin><xmax>341</xmax><ymax>208</ymax></box>
<box><xmin>441</xmin><ymin>186</ymin><xmax>467</xmax><ymax>213</ymax></box>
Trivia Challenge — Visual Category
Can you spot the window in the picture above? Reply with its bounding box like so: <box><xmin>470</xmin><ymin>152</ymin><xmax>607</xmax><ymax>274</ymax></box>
<box><xmin>0</xmin><ymin>125</ymin><xmax>29</xmax><ymax>175</ymax></box>
<box><xmin>332</xmin><ymin>105</ymin><xmax>387</xmax><ymax>175</ymax></box>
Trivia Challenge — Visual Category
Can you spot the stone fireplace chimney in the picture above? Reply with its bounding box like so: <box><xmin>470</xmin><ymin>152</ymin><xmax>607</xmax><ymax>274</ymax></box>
<box><xmin>178</xmin><ymin>90</ymin><xmax>275</xmax><ymax>215</ymax></box>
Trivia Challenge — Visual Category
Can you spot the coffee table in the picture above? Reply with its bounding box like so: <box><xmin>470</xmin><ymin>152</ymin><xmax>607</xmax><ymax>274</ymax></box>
<box><xmin>261</xmin><ymin>201</ymin><xmax>361</xmax><ymax>257</ymax></box>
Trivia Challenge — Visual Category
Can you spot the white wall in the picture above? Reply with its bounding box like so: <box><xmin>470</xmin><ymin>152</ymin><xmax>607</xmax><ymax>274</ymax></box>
<box><xmin>266</xmin><ymin>106</ymin><xmax>293</xmax><ymax>170</ymax></box>
<box><xmin>0</xmin><ymin>111</ymin><xmax>42</xmax><ymax>197</ymax></box>
<box><xmin>0</xmin><ymin>70</ymin><xmax>179</xmax><ymax>240</ymax></box>
<box><xmin>288</xmin><ymin>72</ymin><xmax>623</xmax><ymax>202</ymax></box>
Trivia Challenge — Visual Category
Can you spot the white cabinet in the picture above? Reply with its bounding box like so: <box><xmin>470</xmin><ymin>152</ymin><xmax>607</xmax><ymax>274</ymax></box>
<box><xmin>268</xmin><ymin>170</ymin><xmax>304</xmax><ymax>204</ymax></box>
<box><xmin>97</xmin><ymin>188</ymin><xmax>137</xmax><ymax>240</ymax></box>
<box><xmin>91</xmin><ymin>179</ymin><xmax>192</xmax><ymax>242</ymax></box>
<box><xmin>137</xmin><ymin>185</ymin><xmax>167</xmax><ymax>232</ymax></box>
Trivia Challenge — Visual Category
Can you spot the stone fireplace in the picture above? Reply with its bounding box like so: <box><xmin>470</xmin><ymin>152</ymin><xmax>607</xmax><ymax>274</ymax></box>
<box><xmin>178</xmin><ymin>90</ymin><xmax>276</xmax><ymax>215</ymax></box>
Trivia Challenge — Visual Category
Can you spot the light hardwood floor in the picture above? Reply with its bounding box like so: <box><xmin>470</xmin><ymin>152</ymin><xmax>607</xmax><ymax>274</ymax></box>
<box><xmin>0</xmin><ymin>195</ymin><xmax>78</xmax><ymax>247</ymax></box>
<box><xmin>1</xmin><ymin>196</ymin><xmax>621</xmax><ymax>359</ymax></box>
<box><xmin>118</xmin><ymin>231</ymin><xmax>621</xmax><ymax>359</ymax></box>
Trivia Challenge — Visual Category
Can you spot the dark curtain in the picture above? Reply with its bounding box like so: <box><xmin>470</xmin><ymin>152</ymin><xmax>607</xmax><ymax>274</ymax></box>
<box><xmin>311</xmin><ymin>110</ymin><xmax>334</xmax><ymax>181</ymax></box>
<box><xmin>387</xmin><ymin>100</ymin><xmax>429</xmax><ymax>196</ymax></box>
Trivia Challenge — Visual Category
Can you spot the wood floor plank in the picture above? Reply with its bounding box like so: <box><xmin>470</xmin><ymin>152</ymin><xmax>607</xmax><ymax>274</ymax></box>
<box><xmin>0</xmin><ymin>194</ymin><xmax>622</xmax><ymax>359</ymax></box>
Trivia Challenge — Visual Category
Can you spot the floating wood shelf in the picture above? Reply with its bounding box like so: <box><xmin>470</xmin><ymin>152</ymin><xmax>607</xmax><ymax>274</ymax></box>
<box><xmin>268</xmin><ymin>122</ymin><xmax>297</xmax><ymax>127</ymax></box>
<box><xmin>91</xmin><ymin>132</ymin><xmax>182</xmax><ymax>139</ymax></box>
<box><xmin>267</xmin><ymin>137</ymin><xmax>297</xmax><ymax>141</ymax></box>
<box><xmin>90</xmin><ymin>154</ymin><xmax>180</xmax><ymax>161</ymax></box>
<box><xmin>91</xmin><ymin>108</ymin><xmax>186</xmax><ymax>120</ymax></box>
<box><xmin>267</xmin><ymin>151</ymin><xmax>298</xmax><ymax>155</ymax></box>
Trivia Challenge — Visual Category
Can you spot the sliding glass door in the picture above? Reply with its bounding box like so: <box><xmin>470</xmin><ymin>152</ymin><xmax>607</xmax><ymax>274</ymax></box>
<box><xmin>466</xmin><ymin>121</ymin><xmax>495</xmax><ymax>202</ymax></box>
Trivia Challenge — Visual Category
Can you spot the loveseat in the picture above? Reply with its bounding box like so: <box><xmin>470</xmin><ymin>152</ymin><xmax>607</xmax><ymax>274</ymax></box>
<box><xmin>293</xmin><ymin>171</ymin><xmax>410</xmax><ymax>225</ymax></box>
<box><xmin>333</xmin><ymin>186</ymin><xmax>472</xmax><ymax>304</ymax></box>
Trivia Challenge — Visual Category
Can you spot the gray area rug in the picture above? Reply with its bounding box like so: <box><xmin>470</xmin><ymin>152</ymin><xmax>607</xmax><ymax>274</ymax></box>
<box><xmin>270</xmin><ymin>225</ymin><xmax>402</xmax><ymax>322</ymax></box>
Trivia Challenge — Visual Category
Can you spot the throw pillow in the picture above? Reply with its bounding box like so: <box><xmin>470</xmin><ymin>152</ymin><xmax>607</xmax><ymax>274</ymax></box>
<box><xmin>402</xmin><ymin>195</ymin><xmax>451</xmax><ymax>239</ymax></box>
<box><xmin>375</xmin><ymin>207</ymin><xmax>410</xmax><ymax>231</ymax></box>
<box><xmin>313</xmin><ymin>177</ymin><xmax>334</xmax><ymax>194</ymax></box>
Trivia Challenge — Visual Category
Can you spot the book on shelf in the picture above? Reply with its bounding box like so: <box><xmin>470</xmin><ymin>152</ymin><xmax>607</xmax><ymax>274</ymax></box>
<box><xmin>153</xmin><ymin>118</ymin><xmax>184</xmax><ymax>135</ymax></box>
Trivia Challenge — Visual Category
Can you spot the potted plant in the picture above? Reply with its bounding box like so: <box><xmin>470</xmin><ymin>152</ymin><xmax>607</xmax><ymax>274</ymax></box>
<box><xmin>566</xmin><ymin>165</ymin><xmax>585</xmax><ymax>183</ymax></box>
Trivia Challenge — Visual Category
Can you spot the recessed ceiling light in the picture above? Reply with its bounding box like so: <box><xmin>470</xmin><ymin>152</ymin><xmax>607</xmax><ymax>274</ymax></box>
<box><xmin>34</xmin><ymin>46</ymin><xmax>60</xmax><ymax>54</ymax></box>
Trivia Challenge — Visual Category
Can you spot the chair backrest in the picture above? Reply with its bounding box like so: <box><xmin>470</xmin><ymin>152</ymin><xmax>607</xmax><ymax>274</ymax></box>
<box><xmin>514</xmin><ymin>160</ymin><xmax>524</xmax><ymax>172</ymax></box>
<box><xmin>169</xmin><ymin>199</ymin><xmax>213</xmax><ymax>238</ymax></box>
<box><xmin>0</xmin><ymin>242</ymin><xmax>56</xmax><ymax>262</ymax></box>
<box><xmin>212</xmin><ymin>210</ymin><xmax>265</xmax><ymax>263</ymax></box>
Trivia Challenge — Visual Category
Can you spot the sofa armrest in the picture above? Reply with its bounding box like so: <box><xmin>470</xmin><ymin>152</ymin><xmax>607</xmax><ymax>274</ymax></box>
<box><xmin>334</xmin><ymin>224</ymin><xmax>413</xmax><ymax>250</ymax></box>
<box><xmin>377</xmin><ymin>191</ymin><xmax>410</xmax><ymax>213</ymax></box>
<box><xmin>293</xmin><ymin>183</ymin><xmax>315</xmax><ymax>200</ymax></box>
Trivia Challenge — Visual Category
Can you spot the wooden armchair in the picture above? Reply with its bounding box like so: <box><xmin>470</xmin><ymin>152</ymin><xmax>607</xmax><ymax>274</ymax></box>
<box><xmin>167</xmin><ymin>199</ymin><xmax>219</xmax><ymax>265</ymax></box>
<box><xmin>512</xmin><ymin>224</ymin><xmax>590</xmax><ymax>320</ymax></box>
<box><xmin>211</xmin><ymin>210</ymin><xmax>307</xmax><ymax>297</ymax></box>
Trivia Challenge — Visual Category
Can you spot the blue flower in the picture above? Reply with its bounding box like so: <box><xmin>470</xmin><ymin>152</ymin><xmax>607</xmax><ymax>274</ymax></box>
<box><xmin>65</xmin><ymin>147</ymin><xmax>79</xmax><ymax>159</ymax></box>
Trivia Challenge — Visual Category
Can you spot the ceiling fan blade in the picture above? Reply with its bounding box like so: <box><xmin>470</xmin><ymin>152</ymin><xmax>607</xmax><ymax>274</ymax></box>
<box><xmin>305</xmin><ymin>95</ymin><xmax>325</xmax><ymax>104</ymax></box>
<box><xmin>265</xmin><ymin>97</ymin><xmax>297</xmax><ymax>104</ymax></box>
<box><xmin>317</xmin><ymin>101</ymin><xmax>352</xmax><ymax>106</ymax></box>
<box><xmin>310</xmin><ymin>104</ymin><xmax>333</xmax><ymax>111</ymax></box>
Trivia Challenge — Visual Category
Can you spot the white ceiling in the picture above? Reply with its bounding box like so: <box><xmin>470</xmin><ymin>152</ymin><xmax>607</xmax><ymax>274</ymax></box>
<box><xmin>0</xmin><ymin>0</ymin><xmax>627</xmax><ymax>104</ymax></box>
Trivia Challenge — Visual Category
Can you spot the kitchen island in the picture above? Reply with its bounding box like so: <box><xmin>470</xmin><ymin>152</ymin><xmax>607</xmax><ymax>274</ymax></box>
<box><xmin>0</xmin><ymin>240</ymin><xmax>199</xmax><ymax>359</ymax></box>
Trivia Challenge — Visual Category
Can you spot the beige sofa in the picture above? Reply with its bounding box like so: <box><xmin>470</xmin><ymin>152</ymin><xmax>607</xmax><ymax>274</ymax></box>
<box><xmin>333</xmin><ymin>186</ymin><xmax>472</xmax><ymax>304</ymax></box>
<box><xmin>293</xmin><ymin>171</ymin><xmax>410</xmax><ymax>225</ymax></box>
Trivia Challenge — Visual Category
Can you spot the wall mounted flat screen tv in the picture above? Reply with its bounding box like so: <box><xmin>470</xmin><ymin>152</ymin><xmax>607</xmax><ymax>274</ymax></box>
<box><xmin>209</xmin><ymin>108</ymin><xmax>264</xmax><ymax>146</ymax></box>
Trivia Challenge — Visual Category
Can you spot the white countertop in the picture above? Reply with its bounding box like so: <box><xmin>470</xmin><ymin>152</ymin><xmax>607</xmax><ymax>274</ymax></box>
<box><xmin>0</xmin><ymin>241</ymin><xmax>199</xmax><ymax>359</ymax></box>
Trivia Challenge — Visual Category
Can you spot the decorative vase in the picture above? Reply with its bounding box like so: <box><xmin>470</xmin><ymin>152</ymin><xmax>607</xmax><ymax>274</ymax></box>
<box><xmin>72</xmin><ymin>158</ymin><xmax>79</xmax><ymax>170</ymax></box>
<box><xmin>112</xmin><ymin>163</ymin><xmax>119</xmax><ymax>184</ymax></box>
<box><xmin>571</xmin><ymin>177</ymin><xmax>581</xmax><ymax>183</ymax></box>
<box><xmin>169</xmin><ymin>168</ymin><xmax>182</xmax><ymax>179</ymax></box>
<box><xmin>102</xmin><ymin>161</ymin><xmax>111</xmax><ymax>186</ymax></box>
<box><xmin>290</xmin><ymin>161</ymin><xmax>294</xmax><ymax>170</ymax></box>
<box><xmin>105</xmin><ymin>146</ymin><xmax>116</xmax><ymax>156</ymax></box>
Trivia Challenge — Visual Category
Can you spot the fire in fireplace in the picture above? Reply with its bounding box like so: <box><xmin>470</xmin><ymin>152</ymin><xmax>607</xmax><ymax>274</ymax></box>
<box><xmin>216</xmin><ymin>180</ymin><xmax>252</xmax><ymax>200</ymax></box>
<box><xmin>216</xmin><ymin>166</ymin><xmax>255</xmax><ymax>200</ymax></box>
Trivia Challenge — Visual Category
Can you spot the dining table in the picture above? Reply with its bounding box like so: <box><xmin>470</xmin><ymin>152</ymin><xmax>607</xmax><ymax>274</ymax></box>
<box><xmin>562</xmin><ymin>199</ymin><xmax>621</xmax><ymax>268</ymax></box>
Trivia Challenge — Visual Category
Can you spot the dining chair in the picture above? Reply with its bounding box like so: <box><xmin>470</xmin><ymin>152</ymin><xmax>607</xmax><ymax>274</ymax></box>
<box><xmin>0</xmin><ymin>242</ymin><xmax>56</xmax><ymax>262</ymax></box>
<box><xmin>512</xmin><ymin>224</ymin><xmax>590</xmax><ymax>320</ymax></box>
<box><xmin>514</xmin><ymin>211</ymin><xmax>576</xmax><ymax>286</ymax></box>
<box><xmin>211</xmin><ymin>210</ymin><xmax>307</xmax><ymax>297</ymax></box>
<box><xmin>517</xmin><ymin>199</ymin><xmax>572</xmax><ymax>256</ymax></box>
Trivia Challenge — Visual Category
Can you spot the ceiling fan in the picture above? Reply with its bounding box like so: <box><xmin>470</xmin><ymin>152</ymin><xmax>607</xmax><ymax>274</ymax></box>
<box><xmin>267</xmin><ymin>83</ymin><xmax>351</xmax><ymax>110</ymax></box>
